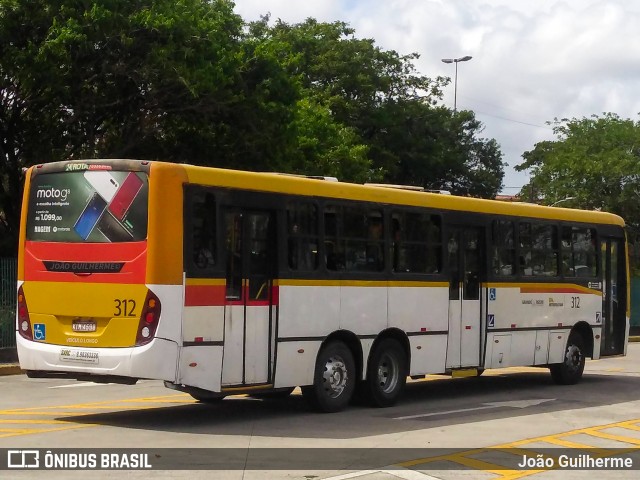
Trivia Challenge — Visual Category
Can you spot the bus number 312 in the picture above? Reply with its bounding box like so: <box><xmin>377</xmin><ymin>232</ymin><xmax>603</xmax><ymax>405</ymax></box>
<box><xmin>114</xmin><ymin>299</ymin><xmax>136</xmax><ymax>317</ymax></box>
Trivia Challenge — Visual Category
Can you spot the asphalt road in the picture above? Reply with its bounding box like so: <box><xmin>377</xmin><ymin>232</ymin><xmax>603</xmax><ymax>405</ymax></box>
<box><xmin>2</xmin><ymin>345</ymin><xmax>640</xmax><ymax>479</ymax></box>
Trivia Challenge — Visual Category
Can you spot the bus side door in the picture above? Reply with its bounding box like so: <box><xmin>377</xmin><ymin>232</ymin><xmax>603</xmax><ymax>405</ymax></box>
<box><xmin>221</xmin><ymin>209</ymin><xmax>277</xmax><ymax>386</ymax></box>
<box><xmin>446</xmin><ymin>226</ymin><xmax>484</xmax><ymax>368</ymax></box>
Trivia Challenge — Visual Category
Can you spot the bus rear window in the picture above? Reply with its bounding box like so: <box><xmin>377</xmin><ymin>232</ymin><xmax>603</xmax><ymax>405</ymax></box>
<box><xmin>27</xmin><ymin>171</ymin><xmax>148</xmax><ymax>242</ymax></box>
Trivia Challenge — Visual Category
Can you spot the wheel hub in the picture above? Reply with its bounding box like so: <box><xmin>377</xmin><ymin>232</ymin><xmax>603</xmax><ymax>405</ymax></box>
<box><xmin>377</xmin><ymin>353</ymin><xmax>399</xmax><ymax>394</ymax></box>
<box><xmin>322</xmin><ymin>356</ymin><xmax>348</xmax><ymax>398</ymax></box>
<box><xmin>565</xmin><ymin>344</ymin><xmax>583</xmax><ymax>372</ymax></box>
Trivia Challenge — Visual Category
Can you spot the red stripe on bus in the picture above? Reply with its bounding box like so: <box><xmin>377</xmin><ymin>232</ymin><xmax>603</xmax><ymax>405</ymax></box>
<box><xmin>184</xmin><ymin>284</ymin><xmax>226</xmax><ymax>306</ymax></box>
<box><xmin>184</xmin><ymin>285</ymin><xmax>280</xmax><ymax>307</ymax></box>
<box><xmin>519</xmin><ymin>287</ymin><xmax>592</xmax><ymax>294</ymax></box>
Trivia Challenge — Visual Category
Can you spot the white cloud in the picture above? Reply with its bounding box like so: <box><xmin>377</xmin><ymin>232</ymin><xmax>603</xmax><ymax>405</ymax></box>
<box><xmin>233</xmin><ymin>0</ymin><xmax>640</xmax><ymax>193</ymax></box>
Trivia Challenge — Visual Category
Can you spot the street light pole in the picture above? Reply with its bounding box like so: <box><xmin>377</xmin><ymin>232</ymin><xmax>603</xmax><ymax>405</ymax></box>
<box><xmin>550</xmin><ymin>196</ymin><xmax>576</xmax><ymax>207</ymax></box>
<box><xmin>441</xmin><ymin>55</ymin><xmax>472</xmax><ymax>112</ymax></box>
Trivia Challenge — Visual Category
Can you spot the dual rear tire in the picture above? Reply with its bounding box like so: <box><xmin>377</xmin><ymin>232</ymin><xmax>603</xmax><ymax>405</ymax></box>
<box><xmin>303</xmin><ymin>338</ymin><xmax>407</xmax><ymax>412</ymax></box>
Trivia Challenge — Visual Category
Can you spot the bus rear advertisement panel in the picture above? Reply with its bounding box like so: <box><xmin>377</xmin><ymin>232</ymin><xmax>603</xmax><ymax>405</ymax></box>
<box><xmin>16</xmin><ymin>159</ymin><xmax>630</xmax><ymax>413</ymax></box>
<box><xmin>17</xmin><ymin>162</ymin><xmax>175</xmax><ymax>381</ymax></box>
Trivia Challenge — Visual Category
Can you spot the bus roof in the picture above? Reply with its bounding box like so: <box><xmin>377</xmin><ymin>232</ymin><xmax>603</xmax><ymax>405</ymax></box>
<box><xmin>29</xmin><ymin>159</ymin><xmax>625</xmax><ymax>227</ymax></box>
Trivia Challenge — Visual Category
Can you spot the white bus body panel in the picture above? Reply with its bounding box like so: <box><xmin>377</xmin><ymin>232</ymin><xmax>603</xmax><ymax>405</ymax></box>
<box><xmin>183</xmin><ymin>306</ymin><xmax>225</xmax><ymax>343</ymax></box>
<box><xmin>278</xmin><ymin>285</ymin><xmax>340</xmax><ymax>338</ymax></box>
<box><xmin>485</xmin><ymin>286</ymin><xmax>601</xmax><ymax>369</ymax></box>
<box><xmin>273</xmin><ymin>341</ymin><xmax>321</xmax><ymax>388</ymax></box>
<box><xmin>387</xmin><ymin>286</ymin><xmax>448</xmax><ymax>333</ymax></box>
<box><xmin>17</xmin><ymin>335</ymin><xmax>179</xmax><ymax>381</ymax></box>
<box><xmin>178</xmin><ymin>346</ymin><xmax>223</xmax><ymax>391</ymax></box>
<box><xmin>340</xmin><ymin>285</ymin><xmax>387</xmax><ymax>334</ymax></box>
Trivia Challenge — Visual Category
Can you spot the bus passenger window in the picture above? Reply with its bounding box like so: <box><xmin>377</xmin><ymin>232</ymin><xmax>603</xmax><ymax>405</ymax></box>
<box><xmin>287</xmin><ymin>203</ymin><xmax>319</xmax><ymax>271</ymax></box>
<box><xmin>492</xmin><ymin>220</ymin><xmax>515</xmax><ymax>276</ymax></box>
<box><xmin>391</xmin><ymin>211</ymin><xmax>441</xmax><ymax>274</ymax></box>
<box><xmin>562</xmin><ymin>226</ymin><xmax>597</xmax><ymax>277</ymax></box>
<box><xmin>186</xmin><ymin>189</ymin><xmax>216</xmax><ymax>273</ymax></box>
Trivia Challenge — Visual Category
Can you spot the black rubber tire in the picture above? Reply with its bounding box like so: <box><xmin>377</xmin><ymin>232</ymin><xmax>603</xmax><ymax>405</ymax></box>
<box><xmin>364</xmin><ymin>338</ymin><xmax>407</xmax><ymax>408</ymax></box>
<box><xmin>302</xmin><ymin>341</ymin><xmax>355</xmax><ymax>413</ymax></box>
<box><xmin>250</xmin><ymin>387</ymin><xmax>295</xmax><ymax>399</ymax></box>
<box><xmin>549</xmin><ymin>332</ymin><xmax>586</xmax><ymax>385</ymax></box>
<box><xmin>189</xmin><ymin>393</ymin><xmax>226</xmax><ymax>403</ymax></box>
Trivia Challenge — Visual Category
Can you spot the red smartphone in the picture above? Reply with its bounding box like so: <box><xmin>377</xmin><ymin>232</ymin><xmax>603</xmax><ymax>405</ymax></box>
<box><xmin>109</xmin><ymin>173</ymin><xmax>143</xmax><ymax>221</ymax></box>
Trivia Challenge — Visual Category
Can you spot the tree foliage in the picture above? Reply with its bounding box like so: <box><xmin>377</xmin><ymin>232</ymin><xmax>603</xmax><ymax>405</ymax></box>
<box><xmin>517</xmin><ymin>113</ymin><xmax>640</xmax><ymax>232</ymax></box>
<box><xmin>249</xmin><ymin>18</ymin><xmax>504</xmax><ymax>195</ymax></box>
<box><xmin>0</xmin><ymin>2</ymin><xmax>505</xmax><ymax>254</ymax></box>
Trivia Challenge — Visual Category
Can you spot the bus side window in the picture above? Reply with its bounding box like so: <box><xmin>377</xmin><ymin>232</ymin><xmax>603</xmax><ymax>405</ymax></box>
<box><xmin>287</xmin><ymin>203</ymin><xmax>319</xmax><ymax>271</ymax></box>
<box><xmin>392</xmin><ymin>211</ymin><xmax>441</xmax><ymax>274</ymax></box>
<box><xmin>324</xmin><ymin>208</ymin><xmax>344</xmax><ymax>271</ymax></box>
<box><xmin>492</xmin><ymin>220</ymin><xmax>515</xmax><ymax>276</ymax></box>
<box><xmin>186</xmin><ymin>188</ymin><xmax>216</xmax><ymax>274</ymax></box>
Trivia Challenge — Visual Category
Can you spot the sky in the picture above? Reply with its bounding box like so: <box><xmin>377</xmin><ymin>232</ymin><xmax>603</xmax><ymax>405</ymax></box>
<box><xmin>232</xmin><ymin>0</ymin><xmax>640</xmax><ymax>195</ymax></box>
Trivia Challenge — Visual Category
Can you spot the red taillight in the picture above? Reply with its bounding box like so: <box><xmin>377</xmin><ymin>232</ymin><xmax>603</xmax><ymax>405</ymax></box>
<box><xmin>17</xmin><ymin>286</ymin><xmax>33</xmax><ymax>341</ymax></box>
<box><xmin>135</xmin><ymin>290</ymin><xmax>161</xmax><ymax>346</ymax></box>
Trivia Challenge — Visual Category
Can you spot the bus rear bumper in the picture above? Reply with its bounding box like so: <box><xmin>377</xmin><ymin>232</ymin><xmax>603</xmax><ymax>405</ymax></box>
<box><xmin>16</xmin><ymin>335</ymin><xmax>179</xmax><ymax>383</ymax></box>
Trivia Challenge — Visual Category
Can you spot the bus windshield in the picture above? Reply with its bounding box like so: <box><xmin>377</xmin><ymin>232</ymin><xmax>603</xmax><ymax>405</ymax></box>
<box><xmin>26</xmin><ymin>170</ymin><xmax>148</xmax><ymax>242</ymax></box>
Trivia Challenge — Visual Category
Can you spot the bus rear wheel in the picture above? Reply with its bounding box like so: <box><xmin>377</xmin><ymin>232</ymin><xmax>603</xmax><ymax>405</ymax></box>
<box><xmin>302</xmin><ymin>341</ymin><xmax>355</xmax><ymax>413</ymax></box>
<box><xmin>364</xmin><ymin>338</ymin><xmax>407</xmax><ymax>408</ymax></box>
<box><xmin>550</xmin><ymin>332</ymin><xmax>585</xmax><ymax>385</ymax></box>
<box><xmin>189</xmin><ymin>393</ymin><xmax>226</xmax><ymax>403</ymax></box>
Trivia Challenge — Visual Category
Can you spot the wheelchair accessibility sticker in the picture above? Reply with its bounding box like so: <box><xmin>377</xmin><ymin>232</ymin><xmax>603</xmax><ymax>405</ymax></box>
<box><xmin>33</xmin><ymin>324</ymin><xmax>46</xmax><ymax>341</ymax></box>
<box><xmin>489</xmin><ymin>288</ymin><xmax>497</xmax><ymax>301</ymax></box>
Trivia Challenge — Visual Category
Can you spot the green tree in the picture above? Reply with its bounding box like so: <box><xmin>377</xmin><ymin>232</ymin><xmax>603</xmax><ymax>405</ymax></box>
<box><xmin>0</xmin><ymin>0</ymin><xmax>297</xmax><ymax>252</ymax></box>
<box><xmin>249</xmin><ymin>18</ymin><xmax>504</xmax><ymax>196</ymax></box>
<box><xmin>517</xmin><ymin>113</ymin><xmax>640</xmax><ymax>229</ymax></box>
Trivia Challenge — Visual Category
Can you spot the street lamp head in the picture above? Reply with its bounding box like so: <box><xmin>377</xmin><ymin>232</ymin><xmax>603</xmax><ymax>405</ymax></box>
<box><xmin>458</xmin><ymin>55</ymin><xmax>472</xmax><ymax>62</ymax></box>
<box><xmin>441</xmin><ymin>58</ymin><xmax>454</xmax><ymax>64</ymax></box>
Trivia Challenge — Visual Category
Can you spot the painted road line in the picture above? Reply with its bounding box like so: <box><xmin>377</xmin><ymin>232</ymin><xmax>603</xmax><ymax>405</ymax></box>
<box><xmin>323</xmin><ymin>466</ymin><xmax>441</xmax><ymax>480</ymax></box>
<box><xmin>49</xmin><ymin>382</ymin><xmax>116</xmax><ymax>388</ymax></box>
<box><xmin>0</xmin><ymin>424</ymin><xmax>96</xmax><ymax>439</ymax></box>
<box><xmin>393</xmin><ymin>418</ymin><xmax>640</xmax><ymax>480</ymax></box>
<box><xmin>394</xmin><ymin>399</ymin><xmax>555</xmax><ymax>420</ymax></box>
<box><xmin>0</xmin><ymin>394</ymin><xmax>197</xmax><ymax>439</ymax></box>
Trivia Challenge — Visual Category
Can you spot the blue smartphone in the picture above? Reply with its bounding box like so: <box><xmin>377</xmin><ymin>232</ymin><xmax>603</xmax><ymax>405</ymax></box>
<box><xmin>74</xmin><ymin>193</ymin><xmax>107</xmax><ymax>240</ymax></box>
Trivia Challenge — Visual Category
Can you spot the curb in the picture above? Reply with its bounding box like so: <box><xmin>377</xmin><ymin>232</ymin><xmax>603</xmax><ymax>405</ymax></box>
<box><xmin>0</xmin><ymin>364</ymin><xmax>22</xmax><ymax>376</ymax></box>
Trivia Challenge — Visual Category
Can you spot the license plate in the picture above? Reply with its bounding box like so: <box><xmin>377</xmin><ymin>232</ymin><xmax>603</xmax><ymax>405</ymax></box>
<box><xmin>72</xmin><ymin>320</ymin><xmax>96</xmax><ymax>332</ymax></box>
<box><xmin>59</xmin><ymin>348</ymin><xmax>99</xmax><ymax>365</ymax></box>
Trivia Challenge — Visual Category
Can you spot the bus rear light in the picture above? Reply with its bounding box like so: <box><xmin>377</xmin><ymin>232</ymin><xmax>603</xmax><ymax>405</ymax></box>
<box><xmin>135</xmin><ymin>290</ymin><xmax>161</xmax><ymax>346</ymax></box>
<box><xmin>17</xmin><ymin>286</ymin><xmax>33</xmax><ymax>341</ymax></box>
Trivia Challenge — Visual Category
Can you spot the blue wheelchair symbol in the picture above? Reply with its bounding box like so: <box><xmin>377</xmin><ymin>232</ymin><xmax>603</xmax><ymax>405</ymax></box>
<box><xmin>33</xmin><ymin>324</ymin><xmax>46</xmax><ymax>341</ymax></box>
<box><xmin>489</xmin><ymin>288</ymin><xmax>497</xmax><ymax>301</ymax></box>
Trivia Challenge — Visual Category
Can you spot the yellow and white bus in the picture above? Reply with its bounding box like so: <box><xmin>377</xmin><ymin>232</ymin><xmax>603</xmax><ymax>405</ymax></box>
<box><xmin>17</xmin><ymin>159</ymin><xmax>629</xmax><ymax>412</ymax></box>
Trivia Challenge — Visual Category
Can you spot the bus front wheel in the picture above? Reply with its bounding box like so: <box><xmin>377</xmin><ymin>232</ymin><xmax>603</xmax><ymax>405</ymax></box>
<box><xmin>302</xmin><ymin>341</ymin><xmax>355</xmax><ymax>413</ymax></box>
<box><xmin>365</xmin><ymin>338</ymin><xmax>407</xmax><ymax>408</ymax></box>
<box><xmin>189</xmin><ymin>393</ymin><xmax>226</xmax><ymax>403</ymax></box>
<box><xmin>549</xmin><ymin>332</ymin><xmax>585</xmax><ymax>385</ymax></box>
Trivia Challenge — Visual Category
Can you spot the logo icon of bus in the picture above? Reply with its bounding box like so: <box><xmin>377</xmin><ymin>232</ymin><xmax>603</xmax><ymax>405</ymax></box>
<box><xmin>7</xmin><ymin>450</ymin><xmax>40</xmax><ymax>468</ymax></box>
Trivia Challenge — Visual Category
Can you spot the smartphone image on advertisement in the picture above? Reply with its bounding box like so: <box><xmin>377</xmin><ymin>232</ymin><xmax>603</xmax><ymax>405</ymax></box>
<box><xmin>109</xmin><ymin>173</ymin><xmax>143</xmax><ymax>221</ymax></box>
<box><xmin>83</xmin><ymin>171</ymin><xmax>120</xmax><ymax>202</ymax></box>
<box><xmin>97</xmin><ymin>211</ymin><xmax>134</xmax><ymax>242</ymax></box>
<box><xmin>74</xmin><ymin>193</ymin><xmax>108</xmax><ymax>240</ymax></box>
